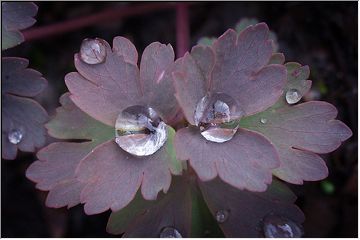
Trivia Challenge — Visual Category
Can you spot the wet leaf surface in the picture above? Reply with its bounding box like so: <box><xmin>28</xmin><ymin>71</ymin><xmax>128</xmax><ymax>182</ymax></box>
<box><xmin>175</xmin><ymin>127</ymin><xmax>279</xmax><ymax>192</ymax></box>
<box><xmin>66</xmin><ymin>37</ymin><xmax>178</xmax><ymax>126</ymax></box>
<box><xmin>2</xmin><ymin>57</ymin><xmax>48</xmax><ymax>160</ymax></box>
<box><xmin>2</xmin><ymin>2</ymin><xmax>38</xmax><ymax>50</ymax></box>
<box><xmin>239</xmin><ymin>101</ymin><xmax>352</xmax><ymax>184</ymax></box>
<box><xmin>26</xmin><ymin>93</ymin><xmax>113</xmax><ymax>208</ymax></box>
<box><xmin>76</xmin><ymin>126</ymin><xmax>181</xmax><ymax>215</ymax></box>
<box><xmin>199</xmin><ymin>178</ymin><xmax>305</xmax><ymax>237</ymax></box>
<box><xmin>107</xmin><ymin>176</ymin><xmax>192</xmax><ymax>237</ymax></box>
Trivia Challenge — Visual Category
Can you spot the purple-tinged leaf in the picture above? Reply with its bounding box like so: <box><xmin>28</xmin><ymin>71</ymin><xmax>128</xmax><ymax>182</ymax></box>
<box><xmin>173</xmin><ymin>51</ymin><xmax>208</xmax><ymax>125</ymax></box>
<box><xmin>211</xmin><ymin>24</ymin><xmax>286</xmax><ymax>116</ymax></box>
<box><xmin>174</xmin><ymin>127</ymin><xmax>279</xmax><ymax>192</ymax></box>
<box><xmin>235</xmin><ymin>18</ymin><xmax>279</xmax><ymax>52</ymax></box>
<box><xmin>2</xmin><ymin>2</ymin><xmax>38</xmax><ymax>50</ymax></box>
<box><xmin>66</xmin><ymin>37</ymin><xmax>178</xmax><ymax>126</ymax></box>
<box><xmin>139</xmin><ymin>42</ymin><xmax>179</xmax><ymax>122</ymax></box>
<box><xmin>174</xmin><ymin>23</ymin><xmax>287</xmax><ymax>125</ymax></box>
<box><xmin>26</xmin><ymin>142</ymin><xmax>89</xmax><ymax>208</ymax></box>
<box><xmin>2</xmin><ymin>57</ymin><xmax>47</xmax><ymax>96</ymax></box>
<box><xmin>1</xmin><ymin>93</ymin><xmax>48</xmax><ymax>160</ymax></box>
<box><xmin>283</xmin><ymin>62</ymin><xmax>312</xmax><ymax>102</ymax></box>
<box><xmin>199</xmin><ymin>178</ymin><xmax>304</xmax><ymax>237</ymax></box>
<box><xmin>107</xmin><ymin>176</ymin><xmax>192</xmax><ymax>237</ymax></box>
<box><xmin>26</xmin><ymin>93</ymin><xmax>113</xmax><ymax>208</ymax></box>
<box><xmin>239</xmin><ymin>101</ymin><xmax>352</xmax><ymax>184</ymax></box>
<box><xmin>112</xmin><ymin>36</ymin><xmax>138</xmax><ymax>64</ymax></box>
<box><xmin>75</xmin><ymin>129</ymin><xmax>181</xmax><ymax>215</ymax></box>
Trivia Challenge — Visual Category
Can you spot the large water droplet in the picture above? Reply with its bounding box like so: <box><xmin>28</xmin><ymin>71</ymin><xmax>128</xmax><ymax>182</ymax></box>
<box><xmin>215</xmin><ymin>210</ymin><xmax>229</xmax><ymax>223</ymax></box>
<box><xmin>115</xmin><ymin>105</ymin><xmax>167</xmax><ymax>156</ymax></box>
<box><xmin>160</xmin><ymin>227</ymin><xmax>182</xmax><ymax>238</ymax></box>
<box><xmin>194</xmin><ymin>92</ymin><xmax>243</xmax><ymax>143</ymax></box>
<box><xmin>80</xmin><ymin>38</ymin><xmax>106</xmax><ymax>64</ymax></box>
<box><xmin>285</xmin><ymin>89</ymin><xmax>301</xmax><ymax>104</ymax></box>
<box><xmin>8</xmin><ymin>129</ymin><xmax>23</xmax><ymax>144</ymax></box>
<box><xmin>260</xmin><ymin>118</ymin><xmax>267</xmax><ymax>124</ymax></box>
<box><xmin>263</xmin><ymin>214</ymin><xmax>303</xmax><ymax>238</ymax></box>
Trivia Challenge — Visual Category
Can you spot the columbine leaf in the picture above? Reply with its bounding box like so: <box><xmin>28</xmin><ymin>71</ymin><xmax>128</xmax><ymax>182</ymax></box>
<box><xmin>65</xmin><ymin>37</ymin><xmax>178</xmax><ymax>127</ymax></box>
<box><xmin>2</xmin><ymin>57</ymin><xmax>48</xmax><ymax>160</ymax></box>
<box><xmin>199</xmin><ymin>178</ymin><xmax>304</xmax><ymax>237</ymax></box>
<box><xmin>211</xmin><ymin>23</ymin><xmax>285</xmax><ymax>116</ymax></box>
<box><xmin>107</xmin><ymin>176</ymin><xmax>192</xmax><ymax>237</ymax></box>
<box><xmin>75</xmin><ymin>124</ymin><xmax>181</xmax><ymax>215</ymax></box>
<box><xmin>283</xmin><ymin>62</ymin><xmax>312</xmax><ymax>102</ymax></box>
<box><xmin>235</xmin><ymin>18</ymin><xmax>279</xmax><ymax>52</ymax></box>
<box><xmin>175</xmin><ymin>127</ymin><xmax>279</xmax><ymax>192</ymax></box>
<box><xmin>2</xmin><ymin>2</ymin><xmax>37</xmax><ymax>50</ymax></box>
<box><xmin>238</xmin><ymin>60</ymin><xmax>352</xmax><ymax>184</ymax></box>
<box><xmin>239</xmin><ymin>100</ymin><xmax>352</xmax><ymax>184</ymax></box>
<box><xmin>26</xmin><ymin>93</ymin><xmax>113</xmax><ymax>208</ymax></box>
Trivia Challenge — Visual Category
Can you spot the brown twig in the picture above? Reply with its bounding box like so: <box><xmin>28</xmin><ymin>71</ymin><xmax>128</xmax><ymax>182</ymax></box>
<box><xmin>23</xmin><ymin>3</ymin><xmax>178</xmax><ymax>42</ymax></box>
<box><xmin>175</xmin><ymin>3</ymin><xmax>190</xmax><ymax>57</ymax></box>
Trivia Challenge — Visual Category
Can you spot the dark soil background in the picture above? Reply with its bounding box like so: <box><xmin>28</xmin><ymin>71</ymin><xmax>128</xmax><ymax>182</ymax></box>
<box><xmin>2</xmin><ymin>2</ymin><xmax>358</xmax><ymax>237</ymax></box>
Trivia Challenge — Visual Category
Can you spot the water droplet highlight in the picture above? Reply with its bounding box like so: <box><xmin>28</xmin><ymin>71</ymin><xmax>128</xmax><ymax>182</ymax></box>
<box><xmin>160</xmin><ymin>227</ymin><xmax>182</xmax><ymax>238</ymax></box>
<box><xmin>194</xmin><ymin>92</ymin><xmax>243</xmax><ymax>143</ymax></box>
<box><xmin>215</xmin><ymin>210</ymin><xmax>229</xmax><ymax>223</ymax></box>
<box><xmin>260</xmin><ymin>118</ymin><xmax>267</xmax><ymax>124</ymax></box>
<box><xmin>263</xmin><ymin>214</ymin><xmax>303</xmax><ymax>238</ymax></box>
<box><xmin>115</xmin><ymin>105</ymin><xmax>167</xmax><ymax>156</ymax></box>
<box><xmin>8</xmin><ymin>129</ymin><xmax>23</xmax><ymax>144</ymax></box>
<box><xmin>80</xmin><ymin>38</ymin><xmax>106</xmax><ymax>64</ymax></box>
<box><xmin>285</xmin><ymin>89</ymin><xmax>301</xmax><ymax>104</ymax></box>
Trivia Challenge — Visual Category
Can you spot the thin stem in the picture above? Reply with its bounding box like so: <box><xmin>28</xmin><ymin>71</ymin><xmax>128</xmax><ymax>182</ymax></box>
<box><xmin>176</xmin><ymin>3</ymin><xmax>190</xmax><ymax>58</ymax></box>
<box><xmin>23</xmin><ymin>3</ymin><xmax>177</xmax><ymax>41</ymax></box>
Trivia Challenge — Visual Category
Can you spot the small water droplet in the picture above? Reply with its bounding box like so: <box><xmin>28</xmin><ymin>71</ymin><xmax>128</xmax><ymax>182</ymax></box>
<box><xmin>285</xmin><ymin>89</ymin><xmax>301</xmax><ymax>104</ymax></box>
<box><xmin>260</xmin><ymin>118</ymin><xmax>267</xmax><ymax>124</ymax></box>
<box><xmin>263</xmin><ymin>214</ymin><xmax>303</xmax><ymax>238</ymax></box>
<box><xmin>160</xmin><ymin>227</ymin><xmax>182</xmax><ymax>238</ymax></box>
<box><xmin>115</xmin><ymin>105</ymin><xmax>167</xmax><ymax>156</ymax></box>
<box><xmin>215</xmin><ymin>210</ymin><xmax>229</xmax><ymax>223</ymax></box>
<box><xmin>194</xmin><ymin>92</ymin><xmax>243</xmax><ymax>143</ymax></box>
<box><xmin>80</xmin><ymin>38</ymin><xmax>106</xmax><ymax>64</ymax></box>
<box><xmin>8</xmin><ymin>129</ymin><xmax>23</xmax><ymax>144</ymax></box>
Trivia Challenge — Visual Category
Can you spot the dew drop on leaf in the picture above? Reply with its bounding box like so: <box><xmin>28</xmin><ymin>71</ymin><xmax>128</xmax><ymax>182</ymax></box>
<box><xmin>260</xmin><ymin>118</ymin><xmax>268</xmax><ymax>124</ymax></box>
<box><xmin>285</xmin><ymin>89</ymin><xmax>301</xmax><ymax>104</ymax></box>
<box><xmin>8</xmin><ymin>128</ymin><xmax>24</xmax><ymax>144</ymax></box>
<box><xmin>263</xmin><ymin>214</ymin><xmax>303</xmax><ymax>238</ymax></box>
<box><xmin>159</xmin><ymin>226</ymin><xmax>182</xmax><ymax>238</ymax></box>
<box><xmin>115</xmin><ymin>105</ymin><xmax>167</xmax><ymax>156</ymax></box>
<box><xmin>80</xmin><ymin>38</ymin><xmax>106</xmax><ymax>64</ymax></box>
<box><xmin>194</xmin><ymin>92</ymin><xmax>243</xmax><ymax>143</ymax></box>
<box><xmin>215</xmin><ymin>209</ymin><xmax>229</xmax><ymax>223</ymax></box>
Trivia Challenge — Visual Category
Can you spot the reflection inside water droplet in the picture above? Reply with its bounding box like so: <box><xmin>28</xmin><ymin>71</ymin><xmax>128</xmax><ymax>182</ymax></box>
<box><xmin>80</xmin><ymin>38</ymin><xmax>106</xmax><ymax>64</ymax></box>
<box><xmin>215</xmin><ymin>209</ymin><xmax>229</xmax><ymax>223</ymax></box>
<box><xmin>194</xmin><ymin>92</ymin><xmax>243</xmax><ymax>143</ymax></box>
<box><xmin>260</xmin><ymin>118</ymin><xmax>267</xmax><ymax>124</ymax></box>
<box><xmin>8</xmin><ymin>128</ymin><xmax>23</xmax><ymax>144</ymax></box>
<box><xmin>160</xmin><ymin>226</ymin><xmax>182</xmax><ymax>238</ymax></box>
<box><xmin>263</xmin><ymin>214</ymin><xmax>303</xmax><ymax>238</ymax></box>
<box><xmin>285</xmin><ymin>89</ymin><xmax>301</xmax><ymax>104</ymax></box>
<box><xmin>115</xmin><ymin>105</ymin><xmax>167</xmax><ymax>156</ymax></box>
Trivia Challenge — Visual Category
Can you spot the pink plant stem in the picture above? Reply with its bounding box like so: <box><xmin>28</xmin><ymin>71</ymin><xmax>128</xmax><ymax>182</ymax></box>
<box><xmin>23</xmin><ymin>3</ymin><xmax>177</xmax><ymax>41</ymax></box>
<box><xmin>176</xmin><ymin>3</ymin><xmax>190</xmax><ymax>58</ymax></box>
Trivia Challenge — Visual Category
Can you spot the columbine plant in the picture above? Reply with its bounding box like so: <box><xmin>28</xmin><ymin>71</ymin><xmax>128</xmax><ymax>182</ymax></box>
<box><xmin>26</xmin><ymin>21</ymin><xmax>352</xmax><ymax>237</ymax></box>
